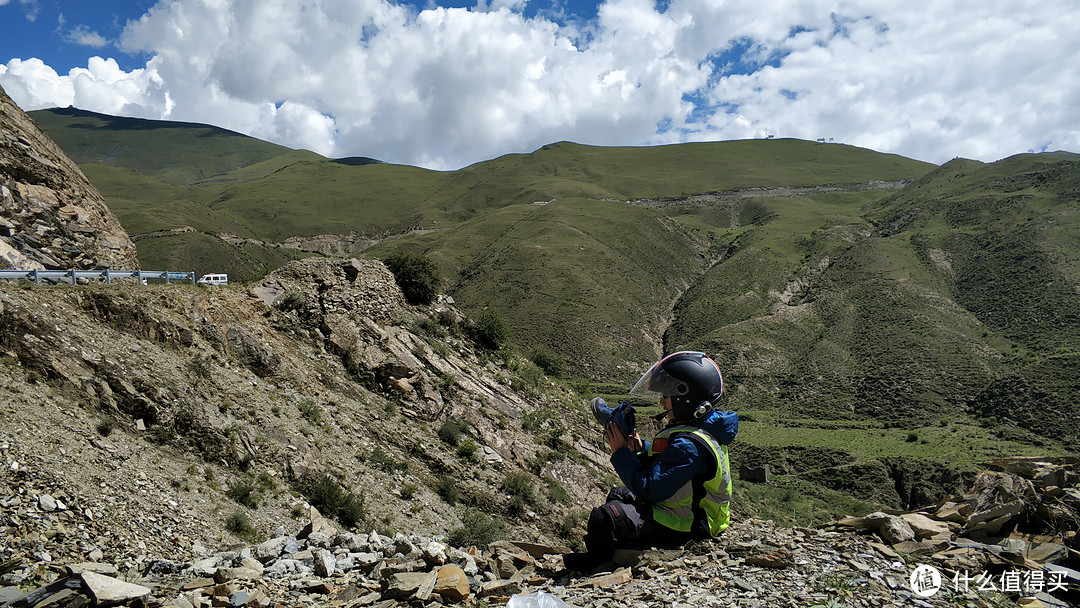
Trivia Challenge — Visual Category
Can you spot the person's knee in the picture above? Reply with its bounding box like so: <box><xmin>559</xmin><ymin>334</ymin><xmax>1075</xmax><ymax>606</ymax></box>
<box><xmin>585</xmin><ymin>506</ymin><xmax>616</xmax><ymax>554</ymax></box>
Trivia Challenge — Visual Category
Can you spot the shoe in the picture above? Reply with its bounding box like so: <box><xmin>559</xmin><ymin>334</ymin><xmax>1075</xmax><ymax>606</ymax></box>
<box><xmin>561</xmin><ymin>551</ymin><xmax>603</xmax><ymax>572</ymax></box>
<box><xmin>590</xmin><ymin>397</ymin><xmax>614</xmax><ymax>427</ymax></box>
<box><xmin>592</xmin><ymin>397</ymin><xmax>635</xmax><ymax>437</ymax></box>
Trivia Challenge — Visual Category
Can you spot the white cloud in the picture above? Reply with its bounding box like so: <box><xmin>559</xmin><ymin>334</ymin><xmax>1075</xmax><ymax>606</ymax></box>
<box><xmin>2</xmin><ymin>0</ymin><xmax>1079</xmax><ymax>168</ymax></box>
<box><xmin>2</xmin><ymin>0</ymin><xmax>39</xmax><ymax>21</ymax></box>
<box><xmin>65</xmin><ymin>25</ymin><xmax>109</xmax><ymax>49</ymax></box>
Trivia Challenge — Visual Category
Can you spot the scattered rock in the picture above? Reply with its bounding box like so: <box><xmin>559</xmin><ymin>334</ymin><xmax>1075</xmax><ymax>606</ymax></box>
<box><xmin>80</xmin><ymin>570</ymin><xmax>151</xmax><ymax>605</ymax></box>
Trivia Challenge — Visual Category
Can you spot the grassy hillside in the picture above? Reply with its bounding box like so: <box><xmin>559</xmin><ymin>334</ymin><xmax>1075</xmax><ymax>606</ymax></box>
<box><xmin>27</xmin><ymin>108</ymin><xmax>1079</xmax><ymax>508</ymax></box>
<box><xmin>663</xmin><ymin>153</ymin><xmax>1080</xmax><ymax>464</ymax></box>
<box><xmin>29</xmin><ymin>107</ymin><xmax>298</xmax><ymax>185</ymax></box>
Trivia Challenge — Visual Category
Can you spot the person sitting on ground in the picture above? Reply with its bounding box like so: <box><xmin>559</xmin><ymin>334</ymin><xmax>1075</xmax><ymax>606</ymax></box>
<box><xmin>563</xmin><ymin>351</ymin><xmax>737</xmax><ymax>572</ymax></box>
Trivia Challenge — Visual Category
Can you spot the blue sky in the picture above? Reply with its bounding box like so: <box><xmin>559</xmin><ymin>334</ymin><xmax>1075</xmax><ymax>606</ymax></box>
<box><xmin>2</xmin><ymin>0</ymin><xmax>1078</xmax><ymax>170</ymax></box>
<box><xmin>1</xmin><ymin>1</ymin><xmax>607</xmax><ymax>72</ymax></box>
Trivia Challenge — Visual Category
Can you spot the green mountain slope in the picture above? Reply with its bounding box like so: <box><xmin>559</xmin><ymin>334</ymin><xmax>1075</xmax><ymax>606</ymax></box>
<box><xmin>28</xmin><ymin>108</ymin><xmax>1079</xmax><ymax>498</ymax></box>
<box><xmin>665</xmin><ymin>153</ymin><xmax>1080</xmax><ymax>456</ymax></box>
<box><xmin>30</xmin><ymin>107</ymin><xmax>297</xmax><ymax>185</ymax></box>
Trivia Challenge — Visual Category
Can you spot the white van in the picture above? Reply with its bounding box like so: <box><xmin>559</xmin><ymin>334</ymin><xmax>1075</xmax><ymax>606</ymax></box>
<box><xmin>197</xmin><ymin>273</ymin><xmax>229</xmax><ymax>286</ymax></box>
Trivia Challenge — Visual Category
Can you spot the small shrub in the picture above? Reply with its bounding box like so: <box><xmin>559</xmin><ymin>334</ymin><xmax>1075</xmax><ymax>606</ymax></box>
<box><xmin>558</xmin><ymin>511</ymin><xmax>585</xmax><ymax>539</ymax></box>
<box><xmin>227</xmin><ymin>480</ymin><xmax>259</xmax><ymax>509</ymax></box>
<box><xmin>530</xmin><ymin>349</ymin><xmax>565</xmax><ymax>378</ymax></box>
<box><xmin>297</xmin><ymin>399</ymin><xmax>322</xmax><ymax>424</ymax></box>
<box><xmin>96</xmin><ymin>417</ymin><xmax>118</xmax><ymax>437</ymax></box>
<box><xmin>294</xmin><ymin>473</ymin><xmax>365</xmax><ymax>527</ymax></box>
<box><xmin>501</xmin><ymin>471</ymin><xmax>537</xmax><ymax>510</ymax></box>
<box><xmin>438</xmin><ymin>419</ymin><xmax>465</xmax><ymax>446</ymax></box>
<box><xmin>365</xmin><ymin>446</ymin><xmax>407</xmax><ymax>473</ymax></box>
<box><xmin>257</xmin><ymin>472</ymin><xmax>275</xmax><ymax>490</ymax></box>
<box><xmin>384</xmin><ymin>252</ymin><xmax>441</xmax><ymax>305</ymax></box>
<box><xmin>447</xmin><ymin>508</ymin><xmax>506</xmax><ymax>547</ymax></box>
<box><xmin>906</xmin><ymin>432</ymin><xmax>919</xmax><ymax>443</ymax></box>
<box><xmin>506</xmin><ymin>494</ymin><xmax>529</xmax><ymax>515</ymax></box>
<box><xmin>470</xmin><ymin>310</ymin><xmax>509</xmax><ymax>351</ymax></box>
<box><xmin>400</xmin><ymin>483</ymin><xmax>418</xmax><ymax>500</ymax></box>
<box><xmin>456</xmin><ymin>439</ymin><xmax>478</xmax><ymax>461</ymax></box>
<box><xmin>435</xmin><ymin>474</ymin><xmax>461</xmax><ymax>505</ymax></box>
<box><xmin>544</xmin><ymin>478</ymin><xmax>570</xmax><ymax>504</ymax></box>
<box><xmin>225</xmin><ymin>510</ymin><xmax>257</xmax><ymax>541</ymax></box>
<box><xmin>276</xmin><ymin>290</ymin><xmax>307</xmax><ymax>311</ymax></box>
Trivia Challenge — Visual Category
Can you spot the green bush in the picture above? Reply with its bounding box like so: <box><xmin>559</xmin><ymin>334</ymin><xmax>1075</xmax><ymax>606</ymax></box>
<box><xmin>225</xmin><ymin>510</ymin><xmax>257</xmax><ymax>541</ymax></box>
<box><xmin>294</xmin><ymin>474</ymin><xmax>365</xmax><ymax>527</ymax></box>
<box><xmin>434</xmin><ymin>474</ymin><xmax>461</xmax><ymax>505</ymax></box>
<box><xmin>365</xmin><ymin>446</ymin><xmax>408</xmax><ymax>473</ymax></box>
<box><xmin>501</xmin><ymin>471</ymin><xmax>538</xmax><ymax>512</ymax></box>
<box><xmin>227</xmin><ymin>480</ymin><xmax>259</xmax><ymax>509</ymax></box>
<box><xmin>447</xmin><ymin>508</ymin><xmax>506</xmax><ymax>547</ymax></box>
<box><xmin>544</xmin><ymin>478</ymin><xmax>570</xmax><ymax>504</ymax></box>
<box><xmin>456</xmin><ymin>439</ymin><xmax>478</xmax><ymax>461</ymax></box>
<box><xmin>384</xmin><ymin>252</ymin><xmax>441</xmax><ymax>305</ymax></box>
<box><xmin>276</xmin><ymin>290</ymin><xmax>307</xmax><ymax>311</ymax></box>
<box><xmin>530</xmin><ymin>349</ymin><xmax>565</xmax><ymax>378</ymax></box>
<box><xmin>297</xmin><ymin>399</ymin><xmax>322</xmax><ymax>424</ymax></box>
<box><xmin>470</xmin><ymin>310</ymin><xmax>509</xmax><ymax>351</ymax></box>
<box><xmin>438</xmin><ymin>419</ymin><xmax>465</xmax><ymax>446</ymax></box>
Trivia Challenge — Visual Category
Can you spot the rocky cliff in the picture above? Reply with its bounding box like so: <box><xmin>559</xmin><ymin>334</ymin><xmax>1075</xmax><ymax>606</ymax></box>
<box><xmin>0</xmin><ymin>85</ymin><xmax>138</xmax><ymax>270</ymax></box>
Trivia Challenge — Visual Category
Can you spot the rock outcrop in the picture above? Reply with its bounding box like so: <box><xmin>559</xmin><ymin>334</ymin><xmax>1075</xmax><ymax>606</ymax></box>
<box><xmin>825</xmin><ymin>457</ymin><xmax>1079</xmax><ymax>606</ymax></box>
<box><xmin>0</xmin><ymin>84</ymin><xmax>138</xmax><ymax>271</ymax></box>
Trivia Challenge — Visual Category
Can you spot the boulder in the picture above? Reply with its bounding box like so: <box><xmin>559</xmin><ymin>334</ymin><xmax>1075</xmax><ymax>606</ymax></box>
<box><xmin>383</xmin><ymin>570</ymin><xmax>437</xmax><ymax>601</ymax></box>
<box><xmin>81</xmin><ymin>571</ymin><xmax>151</xmax><ymax>605</ymax></box>
<box><xmin>863</xmin><ymin>511</ymin><xmax>916</xmax><ymax>544</ymax></box>
<box><xmin>899</xmin><ymin>512</ymin><xmax>952</xmax><ymax>540</ymax></box>
<box><xmin>434</xmin><ymin>565</ymin><xmax>471</xmax><ymax>602</ymax></box>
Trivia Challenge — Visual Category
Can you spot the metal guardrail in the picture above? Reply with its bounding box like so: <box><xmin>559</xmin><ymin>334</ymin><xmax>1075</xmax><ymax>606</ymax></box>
<box><xmin>0</xmin><ymin>269</ymin><xmax>196</xmax><ymax>285</ymax></box>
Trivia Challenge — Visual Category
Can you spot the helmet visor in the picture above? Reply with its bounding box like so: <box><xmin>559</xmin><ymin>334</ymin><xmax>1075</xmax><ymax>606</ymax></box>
<box><xmin>630</xmin><ymin>357</ymin><xmax>694</xmax><ymax>401</ymax></box>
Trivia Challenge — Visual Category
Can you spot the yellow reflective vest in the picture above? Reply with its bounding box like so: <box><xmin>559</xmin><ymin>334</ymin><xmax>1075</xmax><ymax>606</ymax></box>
<box><xmin>647</xmin><ymin>425</ymin><xmax>732</xmax><ymax>536</ymax></box>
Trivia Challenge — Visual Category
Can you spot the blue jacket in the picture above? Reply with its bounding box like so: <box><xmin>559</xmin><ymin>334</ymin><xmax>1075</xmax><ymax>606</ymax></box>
<box><xmin>609</xmin><ymin>410</ymin><xmax>737</xmax><ymax>503</ymax></box>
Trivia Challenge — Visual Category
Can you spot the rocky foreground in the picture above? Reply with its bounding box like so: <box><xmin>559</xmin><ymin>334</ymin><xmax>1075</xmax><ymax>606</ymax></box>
<box><xmin>3</xmin><ymin>454</ymin><xmax>1078</xmax><ymax>608</ymax></box>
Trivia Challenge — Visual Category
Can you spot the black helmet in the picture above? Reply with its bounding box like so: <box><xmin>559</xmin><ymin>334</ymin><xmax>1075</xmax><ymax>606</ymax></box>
<box><xmin>630</xmin><ymin>351</ymin><xmax>724</xmax><ymax>421</ymax></box>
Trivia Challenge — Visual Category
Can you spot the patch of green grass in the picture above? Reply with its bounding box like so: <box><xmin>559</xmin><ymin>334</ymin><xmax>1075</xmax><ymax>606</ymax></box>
<box><xmin>734</xmin><ymin>410</ymin><xmax>1050</xmax><ymax>467</ymax></box>
<box><xmin>731</xmin><ymin>476</ymin><xmax>876</xmax><ymax>528</ymax></box>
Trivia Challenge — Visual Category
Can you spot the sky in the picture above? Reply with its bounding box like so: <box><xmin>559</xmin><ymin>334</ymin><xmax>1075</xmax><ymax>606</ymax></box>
<box><xmin>1</xmin><ymin>0</ymin><xmax>1078</xmax><ymax>171</ymax></box>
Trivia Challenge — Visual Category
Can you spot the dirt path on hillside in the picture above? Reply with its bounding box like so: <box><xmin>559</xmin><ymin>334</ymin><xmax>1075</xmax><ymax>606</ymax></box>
<box><xmin>629</xmin><ymin>180</ymin><xmax>911</xmax><ymax>208</ymax></box>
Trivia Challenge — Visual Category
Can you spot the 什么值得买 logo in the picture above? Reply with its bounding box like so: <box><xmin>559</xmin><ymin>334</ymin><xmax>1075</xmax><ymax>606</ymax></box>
<box><xmin>909</xmin><ymin>564</ymin><xmax>1071</xmax><ymax>597</ymax></box>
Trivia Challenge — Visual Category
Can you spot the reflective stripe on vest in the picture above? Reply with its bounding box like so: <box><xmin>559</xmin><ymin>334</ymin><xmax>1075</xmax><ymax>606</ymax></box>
<box><xmin>647</xmin><ymin>425</ymin><xmax>731</xmax><ymax>536</ymax></box>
